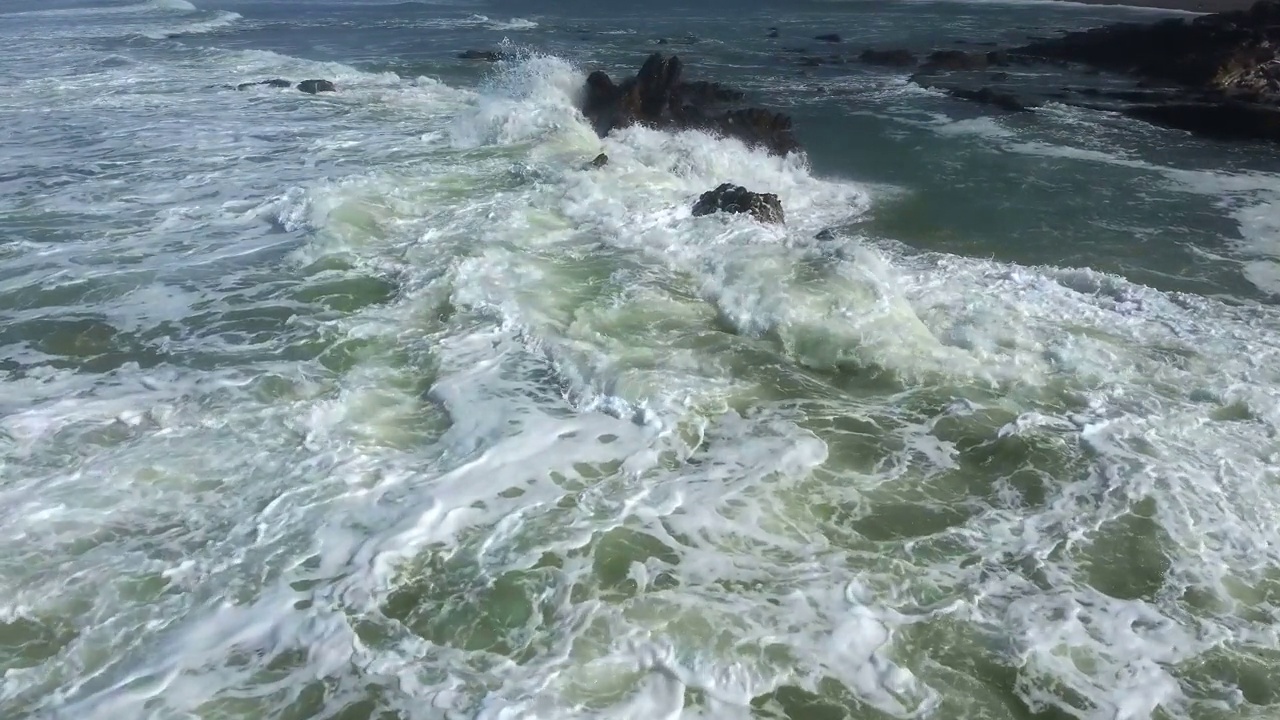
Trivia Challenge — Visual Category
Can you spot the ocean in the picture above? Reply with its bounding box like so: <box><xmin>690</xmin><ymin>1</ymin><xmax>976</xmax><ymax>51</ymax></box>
<box><xmin>3</xmin><ymin>0</ymin><xmax>1280</xmax><ymax>718</ymax></box>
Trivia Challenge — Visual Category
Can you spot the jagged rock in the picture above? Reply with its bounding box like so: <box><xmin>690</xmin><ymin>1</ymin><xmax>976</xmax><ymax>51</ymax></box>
<box><xmin>296</xmin><ymin>79</ymin><xmax>336</xmax><ymax>94</ymax></box>
<box><xmin>691</xmin><ymin>184</ymin><xmax>784</xmax><ymax>224</ymax></box>
<box><xmin>588</xmin><ymin>153</ymin><xmax>609</xmax><ymax>168</ymax></box>
<box><xmin>579</xmin><ymin>53</ymin><xmax>801</xmax><ymax>156</ymax></box>
<box><xmin>237</xmin><ymin>78</ymin><xmax>292</xmax><ymax>90</ymax></box>
<box><xmin>815</xmin><ymin>33</ymin><xmax>842</xmax><ymax>43</ymax></box>
<box><xmin>457</xmin><ymin>50</ymin><xmax>506</xmax><ymax>61</ymax></box>
<box><xmin>859</xmin><ymin>48</ymin><xmax>917</xmax><ymax>67</ymax></box>
<box><xmin>949</xmin><ymin>86</ymin><xmax>1034</xmax><ymax>112</ymax></box>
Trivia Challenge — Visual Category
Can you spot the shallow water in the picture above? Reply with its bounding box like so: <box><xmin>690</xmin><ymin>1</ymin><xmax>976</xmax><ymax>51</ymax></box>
<box><xmin>4</xmin><ymin>0</ymin><xmax>1280</xmax><ymax>718</ymax></box>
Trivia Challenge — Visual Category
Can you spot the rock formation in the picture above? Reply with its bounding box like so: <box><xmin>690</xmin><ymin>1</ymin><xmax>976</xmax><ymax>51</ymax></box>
<box><xmin>580</xmin><ymin>53</ymin><xmax>801</xmax><ymax>156</ymax></box>
<box><xmin>691</xmin><ymin>184</ymin><xmax>785</xmax><ymax>224</ymax></box>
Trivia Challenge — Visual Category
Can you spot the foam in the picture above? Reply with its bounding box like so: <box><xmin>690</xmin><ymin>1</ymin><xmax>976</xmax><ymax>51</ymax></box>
<box><xmin>8</xmin><ymin>26</ymin><xmax>1280</xmax><ymax>720</ymax></box>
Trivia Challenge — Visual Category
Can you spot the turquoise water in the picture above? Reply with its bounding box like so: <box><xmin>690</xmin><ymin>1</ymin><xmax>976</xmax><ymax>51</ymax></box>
<box><xmin>3</xmin><ymin>1</ymin><xmax>1280</xmax><ymax>718</ymax></box>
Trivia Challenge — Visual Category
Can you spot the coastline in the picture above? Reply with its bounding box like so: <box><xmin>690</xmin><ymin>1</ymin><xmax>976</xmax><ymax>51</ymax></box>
<box><xmin>1060</xmin><ymin>0</ymin><xmax>1257</xmax><ymax>12</ymax></box>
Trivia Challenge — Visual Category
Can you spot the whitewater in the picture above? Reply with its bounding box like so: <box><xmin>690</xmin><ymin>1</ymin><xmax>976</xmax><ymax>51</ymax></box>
<box><xmin>3</xmin><ymin>0</ymin><xmax>1280</xmax><ymax>719</ymax></box>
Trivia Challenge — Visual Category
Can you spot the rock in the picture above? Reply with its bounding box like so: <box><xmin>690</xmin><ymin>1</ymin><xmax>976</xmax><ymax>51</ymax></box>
<box><xmin>1124</xmin><ymin>101</ymin><xmax>1280</xmax><ymax>141</ymax></box>
<box><xmin>1004</xmin><ymin>0</ymin><xmax>1280</xmax><ymax>142</ymax></box>
<box><xmin>457</xmin><ymin>50</ymin><xmax>506</xmax><ymax>61</ymax></box>
<box><xmin>691</xmin><ymin>184</ymin><xmax>784</xmax><ymax>224</ymax></box>
<box><xmin>767</xmin><ymin>27</ymin><xmax>780</xmax><ymax>38</ymax></box>
<box><xmin>949</xmin><ymin>86</ymin><xmax>1033</xmax><ymax>112</ymax></box>
<box><xmin>237</xmin><ymin>78</ymin><xmax>292</xmax><ymax>90</ymax></box>
<box><xmin>859</xmin><ymin>48</ymin><xmax>917</xmax><ymax>67</ymax></box>
<box><xmin>990</xmin><ymin>71</ymin><xmax>1010</xmax><ymax>82</ymax></box>
<box><xmin>815</xmin><ymin>33</ymin><xmax>841</xmax><ymax>43</ymax></box>
<box><xmin>920</xmin><ymin>50</ymin><xmax>989</xmax><ymax>73</ymax></box>
<box><xmin>588</xmin><ymin>153</ymin><xmax>609</xmax><ymax>168</ymax></box>
<box><xmin>657</xmin><ymin>38</ymin><xmax>669</xmax><ymax>45</ymax></box>
<box><xmin>579</xmin><ymin>53</ymin><xmax>801</xmax><ymax>156</ymax></box>
<box><xmin>815</xmin><ymin>228</ymin><xmax>835</xmax><ymax>240</ymax></box>
<box><xmin>296</xmin><ymin>79</ymin><xmax>336</xmax><ymax>94</ymax></box>
<box><xmin>800</xmin><ymin>56</ymin><xmax>823</xmax><ymax>67</ymax></box>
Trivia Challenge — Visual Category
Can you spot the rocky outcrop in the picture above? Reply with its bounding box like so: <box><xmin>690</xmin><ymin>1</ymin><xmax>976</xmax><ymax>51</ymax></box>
<box><xmin>1005</xmin><ymin>0</ymin><xmax>1280</xmax><ymax>141</ymax></box>
<box><xmin>296</xmin><ymin>79</ymin><xmax>336</xmax><ymax>94</ymax></box>
<box><xmin>691</xmin><ymin>184</ymin><xmax>784</xmax><ymax>224</ymax></box>
<box><xmin>580</xmin><ymin>53</ymin><xmax>801</xmax><ymax>156</ymax></box>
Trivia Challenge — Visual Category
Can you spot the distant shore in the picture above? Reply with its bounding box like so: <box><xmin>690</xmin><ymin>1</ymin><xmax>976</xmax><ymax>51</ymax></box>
<box><xmin>1063</xmin><ymin>0</ymin><xmax>1257</xmax><ymax>12</ymax></box>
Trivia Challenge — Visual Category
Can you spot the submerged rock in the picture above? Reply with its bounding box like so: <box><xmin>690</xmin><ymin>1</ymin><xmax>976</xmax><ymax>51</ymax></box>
<box><xmin>859</xmin><ymin>48</ymin><xmax>917</xmax><ymax>67</ymax></box>
<box><xmin>919</xmin><ymin>50</ymin><xmax>989</xmax><ymax>73</ymax></box>
<box><xmin>767</xmin><ymin>27</ymin><xmax>780</xmax><ymax>39</ymax></box>
<box><xmin>237</xmin><ymin>78</ymin><xmax>292</xmax><ymax>90</ymax></box>
<box><xmin>692</xmin><ymin>184</ymin><xmax>784</xmax><ymax>224</ymax></box>
<box><xmin>579</xmin><ymin>53</ymin><xmax>801</xmax><ymax>156</ymax></box>
<box><xmin>949</xmin><ymin>86</ymin><xmax>1033</xmax><ymax>112</ymax></box>
<box><xmin>457</xmin><ymin>49</ymin><xmax>507</xmax><ymax>61</ymax></box>
<box><xmin>296</xmin><ymin>79</ymin><xmax>336</xmax><ymax>94</ymax></box>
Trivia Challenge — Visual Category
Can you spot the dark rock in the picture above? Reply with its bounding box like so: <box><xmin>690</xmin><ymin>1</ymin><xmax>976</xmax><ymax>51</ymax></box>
<box><xmin>920</xmin><ymin>50</ymin><xmax>989</xmax><ymax>73</ymax></box>
<box><xmin>859</xmin><ymin>48</ymin><xmax>917</xmax><ymax>67</ymax></box>
<box><xmin>691</xmin><ymin>183</ymin><xmax>784</xmax><ymax>224</ymax></box>
<box><xmin>1004</xmin><ymin>0</ymin><xmax>1280</xmax><ymax>142</ymax></box>
<box><xmin>296</xmin><ymin>79</ymin><xmax>336</xmax><ymax>94</ymax></box>
<box><xmin>657</xmin><ymin>38</ymin><xmax>669</xmax><ymax>45</ymax></box>
<box><xmin>457</xmin><ymin>50</ymin><xmax>506</xmax><ymax>61</ymax></box>
<box><xmin>1124</xmin><ymin>101</ymin><xmax>1280</xmax><ymax>141</ymax></box>
<box><xmin>815</xmin><ymin>228</ymin><xmax>835</xmax><ymax>240</ymax></box>
<box><xmin>815</xmin><ymin>33</ymin><xmax>841</xmax><ymax>43</ymax></box>
<box><xmin>949</xmin><ymin>86</ymin><xmax>1033</xmax><ymax>112</ymax></box>
<box><xmin>767</xmin><ymin>27</ymin><xmax>780</xmax><ymax>38</ymax></box>
<box><xmin>588</xmin><ymin>153</ymin><xmax>609</xmax><ymax>168</ymax></box>
<box><xmin>237</xmin><ymin>78</ymin><xmax>292</xmax><ymax>90</ymax></box>
<box><xmin>579</xmin><ymin>53</ymin><xmax>801</xmax><ymax>156</ymax></box>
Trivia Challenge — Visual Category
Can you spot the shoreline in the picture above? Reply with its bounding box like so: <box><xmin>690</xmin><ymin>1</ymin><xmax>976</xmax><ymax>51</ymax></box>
<box><xmin>1058</xmin><ymin>0</ymin><xmax>1257</xmax><ymax>12</ymax></box>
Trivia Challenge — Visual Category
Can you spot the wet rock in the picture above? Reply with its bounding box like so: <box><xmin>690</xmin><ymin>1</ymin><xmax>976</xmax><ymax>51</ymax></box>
<box><xmin>296</xmin><ymin>79</ymin><xmax>336</xmax><ymax>94</ymax></box>
<box><xmin>1004</xmin><ymin>0</ymin><xmax>1280</xmax><ymax>142</ymax></box>
<box><xmin>579</xmin><ymin>53</ymin><xmax>801</xmax><ymax>156</ymax></box>
<box><xmin>815</xmin><ymin>33</ymin><xmax>841</xmax><ymax>43</ymax></box>
<box><xmin>587</xmin><ymin>153</ymin><xmax>609</xmax><ymax>168</ymax></box>
<box><xmin>859</xmin><ymin>48</ymin><xmax>917</xmax><ymax>67</ymax></box>
<box><xmin>767</xmin><ymin>27</ymin><xmax>780</xmax><ymax>39</ymax></box>
<box><xmin>1124</xmin><ymin>101</ymin><xmax>1280</xmax><ymax>141</ymax></box>
<box><xmin>237</xmin><ymin>78</ymin><xmax>292</xmax><ymax>90</ymax></box>
<box><xmin>457</xmin><ymin>49</ymin><xmax>506</xmax><ymax>61</ymax></box>
<box><xmin>919</xmin><ymin>50</ymin><xmax>989</xmax><ymax>73</ymax></box>
<box><xmin>691</xmin><ymin>183</ymin><xmax>784</xmax><ymax>224</ymax></box>
<box><xmin>815</xmin><ymin>228</ymin><xmax>836</xmax><ymax>240</ymax></box>
<box><xmin>949</xmin><ymin>86</ymin><xmax>1033</xmax><ymax>112</ymax></box>
<box><xmin>657</xmin><ymin>38</ymin><xmax>669</xmax><ymax>45</ymax></box>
